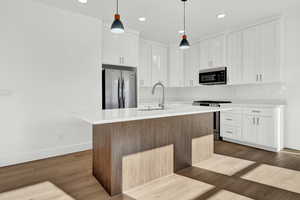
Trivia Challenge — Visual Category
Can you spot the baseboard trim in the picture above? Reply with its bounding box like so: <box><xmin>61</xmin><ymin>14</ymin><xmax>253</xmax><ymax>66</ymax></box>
<box><xmin>223</xmin><ymin>138</ymin><xmax>281</xmax><ymax>152</ymax></box>
<box><xmin>0</xmin><ymin>142</ymin><xmax>92</xmax><ymax>167</ymax></box>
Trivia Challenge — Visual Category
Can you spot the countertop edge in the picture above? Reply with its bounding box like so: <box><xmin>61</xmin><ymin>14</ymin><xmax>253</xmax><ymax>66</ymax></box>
<box><xmin>81</xmin><ymin>108</ymin><xmax>232</xmax><ymax>125</ymax></box>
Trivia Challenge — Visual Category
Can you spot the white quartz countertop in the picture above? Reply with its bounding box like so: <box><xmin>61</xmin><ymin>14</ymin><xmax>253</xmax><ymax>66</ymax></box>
<box><xmin>79</xmin><ymin>105</ymin><xmax>231</xmax><ymax>125</ymax></box>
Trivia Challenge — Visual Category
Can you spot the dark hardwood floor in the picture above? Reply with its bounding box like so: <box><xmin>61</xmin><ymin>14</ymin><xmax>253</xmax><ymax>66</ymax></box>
<box><xmin>0</xmin><ymin>141</ymin><xmax>300</xmax><ymax>200</ymax></box>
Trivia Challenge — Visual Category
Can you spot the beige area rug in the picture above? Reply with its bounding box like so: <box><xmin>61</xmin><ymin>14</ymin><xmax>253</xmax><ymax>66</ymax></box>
<box><xmin>0</xmin><ymin>182</ymin><xmax>74</xmax><ymax>200</ymax></box>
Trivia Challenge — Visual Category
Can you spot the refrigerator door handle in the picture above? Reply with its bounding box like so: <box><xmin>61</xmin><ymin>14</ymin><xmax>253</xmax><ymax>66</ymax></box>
<box><xmin>122</xmin><ymin>78</ymin><xmax>125</xmax><ymax>108</ymax></box>
<box><xmin>118</xmin><ymin>78</ymin><xmax>121</xmax><ymax>108</ymax></box>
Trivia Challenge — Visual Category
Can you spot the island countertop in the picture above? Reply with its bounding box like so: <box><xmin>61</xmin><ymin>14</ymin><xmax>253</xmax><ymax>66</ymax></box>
<box><xmin>79</xmin><ymin>104</ymin><xmax>232</xmax><ymax>125</ymax></box>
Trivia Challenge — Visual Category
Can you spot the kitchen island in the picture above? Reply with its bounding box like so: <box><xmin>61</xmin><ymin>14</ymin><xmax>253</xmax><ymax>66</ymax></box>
<box><xmin>81</xmin><ymin>105</ymin><xmax>231</xmax><ymax>196</ymax></box>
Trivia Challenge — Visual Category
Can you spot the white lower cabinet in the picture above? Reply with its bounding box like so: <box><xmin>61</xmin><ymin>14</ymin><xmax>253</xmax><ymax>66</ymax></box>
<box><xmin>221</xmin><ymin>105</ymin><xmax>283</xmax><ymax>152</ymax></box>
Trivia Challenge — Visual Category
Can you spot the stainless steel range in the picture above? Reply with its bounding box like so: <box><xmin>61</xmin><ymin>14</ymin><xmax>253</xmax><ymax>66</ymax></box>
<box><xmin>193</xmin><ymin>100</ymin><xmax>232</xmax><ymax>140</ymax></box>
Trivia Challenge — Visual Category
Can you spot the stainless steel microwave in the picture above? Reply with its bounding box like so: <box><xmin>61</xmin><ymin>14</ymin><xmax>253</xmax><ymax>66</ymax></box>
<box><xmin>199</xmin><ymin>67</ymin><xmax>227</xmax><ymax>85</ymax></box>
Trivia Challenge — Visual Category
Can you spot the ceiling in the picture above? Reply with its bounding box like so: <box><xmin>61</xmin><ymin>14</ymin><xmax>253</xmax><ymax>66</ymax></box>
<box><xmin>36</xmin><ymin>0</ymin><xmax>300</xmax><ymax>44</ymax></box>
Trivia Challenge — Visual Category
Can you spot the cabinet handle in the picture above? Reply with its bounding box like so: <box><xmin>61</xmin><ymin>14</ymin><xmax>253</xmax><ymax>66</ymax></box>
<box><xmin>252</xmin><ymin>110</ymin><xmax>261</xmax><ymax>113</ymax></box>
<box><xmin>226</xmin><ymin>131</ymin><xmax>233</xmax><ymax>134</ymax></box>
<box><xmin>226</xmin><ymin>118</ymin><xmax>233</xmax><ymax>121</ymax></box>
<box><xmin>120</xmin><ymin>57</ymin><xmax>122</xmax><ymax>64</ymax></box>
<box><xmin>256</xmin><ymin>74</ymin><xmax>259</xmax><ymax>82</ymax></box>
<box><xmin>260</xmin><ymin>74</ymin><xmax>263</xmax><ymax>82</ymax></box>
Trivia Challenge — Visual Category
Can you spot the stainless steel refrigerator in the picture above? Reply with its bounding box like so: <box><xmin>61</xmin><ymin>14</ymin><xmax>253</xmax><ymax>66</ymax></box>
<box><xmin>102</xmin><ymin>65</ymin><xmax>137</xmax><ymax>109</ymax></box>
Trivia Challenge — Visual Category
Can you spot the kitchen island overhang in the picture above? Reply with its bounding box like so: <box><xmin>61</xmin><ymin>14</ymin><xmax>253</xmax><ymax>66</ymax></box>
<box><xmin>81</xmin><ymin>106</ymin><xmax>231</xmax><ymax>196</ymax></box>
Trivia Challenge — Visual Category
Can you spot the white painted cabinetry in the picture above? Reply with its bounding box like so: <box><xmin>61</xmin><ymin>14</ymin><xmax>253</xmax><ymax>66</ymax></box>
<box><xmin>221</xmin><ymin>104</ymin><xmax>284</xmax><ymax>152</ymax></box>
<box><xmin>139</xmin><ymin>40</ymin><xmax>152</xmax><ymax>87</ymax></box>
<box><xmin>138</xmin><ymin>40</ymin><xmax>168</xmax><ymax>87</ymax></box>
<box><xmin>168</xmin><ymin>45</ymin><xmax>184</xmax><ymax>87</ymax></box>
<box><xmin>226</xmin><ymin>31</ymin><xmax>243</xmax><ymax>85</ymax></box>
<box><xmin>184</xmin><ymin>44</ymin><xmax>200</xmax><ymax>87</ymax></box>
<box><xmin>152</xmin><ymin>44</ymin><xmax>168</xmax><ymax>85</ymax></box>
<box><xmin>102</xmin><ymin>24</ymin><xmax>139</xmax><ymax>67</ymax></box>
<box><xmin>242</xmin><ymin>26</ymin><xmax>259</xmax><ymax>84</ymax></box>
<box><xmin>199</xmin><ymin>35</ymin><xmax>225</xmax><ymax>70</ymax></box>
<box><xmin>258</xmin><ymin>21</ymin><xmax>281</xmax><ymax>83</ymax></box>
<box><xmin>242</xmin><ymin>20</ymin><xmax>281</xmax><ymax>84</ymax></box>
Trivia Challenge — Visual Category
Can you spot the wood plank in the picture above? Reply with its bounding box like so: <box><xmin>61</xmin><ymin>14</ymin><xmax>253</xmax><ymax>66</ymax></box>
<box><xmin>1</xmin><ymin>141</ymin><xmax>300</xmax><ymax>200</ymax></box>
<box><xmin>0</xmin><ymin>182</ymin><xmax>74</xmax><ymax>200</ymax></box>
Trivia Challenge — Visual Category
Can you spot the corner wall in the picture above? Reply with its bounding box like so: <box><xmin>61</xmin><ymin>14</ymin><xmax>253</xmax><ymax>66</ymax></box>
<box><xmin>283</xmin><ymin>8</ymin><xmax>300</xmax><ymax>150</ymax></box>
<box><xmin>0</xmin><ymin>0</ymin><xmax>102</xmax><ymax>166</ymax></box>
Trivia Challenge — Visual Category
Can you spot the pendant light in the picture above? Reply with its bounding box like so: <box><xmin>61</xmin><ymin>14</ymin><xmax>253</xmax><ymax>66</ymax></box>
<box><xmin>179</xmin><ymin>0</ymin><xmax>190</xmax><ymax>49</ymax></box>
<box><xmin>111</xmin><ymin>0</ymin><xmax>125</xmax><ymax>34</ymax></box>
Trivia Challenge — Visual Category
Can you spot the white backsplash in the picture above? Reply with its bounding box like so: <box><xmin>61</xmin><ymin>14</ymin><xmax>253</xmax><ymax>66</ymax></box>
<box><xmin>232</xmin><ymin>83</ymin><xmax>286</xmax><ymax>100</ymax></box>
<box><xmin>139</xmin><ymin>83</ymin><xmax>286</xmax><ymax>104</ymax></box>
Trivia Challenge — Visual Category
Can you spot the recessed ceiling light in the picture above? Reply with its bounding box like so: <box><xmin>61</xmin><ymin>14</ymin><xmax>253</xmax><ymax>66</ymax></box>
<box><xmin>217</xmin><ymin>13</ymin><xmax>226</xmax><ymax>19</ymax></box>
<box><xmin>78</xmin><ymin>0</ymin><xmax>87</xmax><ymax>4</ymax></box>
<box><xmin>138</xmin><ymin>17</ymin><xmax>146</xmax><ymax>22</ymax></box>
<box><xmin>178</xmin><ymin>30</ymin><xmax>185</xmax><ymax>34</ymax></box>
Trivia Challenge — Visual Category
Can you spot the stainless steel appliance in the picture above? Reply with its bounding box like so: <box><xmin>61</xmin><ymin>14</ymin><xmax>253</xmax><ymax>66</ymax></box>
<box><xmin>193</xmin><ymin>100</ymin><xmax>232</xmax><ymax>140</ymax></box>
<box><xmin>199</xmin><ymin>67</ymin><xmax>227</xmax><ymax>85</ymax></box>
<box><xmin>102</xmin><ymin>65</ymin><xmax>137</xmax><ymax>109</ymax></box>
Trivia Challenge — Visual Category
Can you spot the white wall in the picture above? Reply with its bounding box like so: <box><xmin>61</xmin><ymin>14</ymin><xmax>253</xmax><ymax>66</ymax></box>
<box><xmin>283</xmin><ymin>8</ymin><xmax>300</xmax><ymax>150</ymax></box>
<box><xmin>0</xmin><ymin>0</ymin><xmax>102</xmax><ymax>167</ymax></box>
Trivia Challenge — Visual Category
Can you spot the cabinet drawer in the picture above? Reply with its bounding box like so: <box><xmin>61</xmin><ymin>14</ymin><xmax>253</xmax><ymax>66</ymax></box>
<box><xmin>221</xmin><ymin>113</ymin><xmax>242</xmax><ymax>127</ymax></box>
<box><xmin>243</xmin><ymin>108</ymin><xmax>274</xmax><ymax>117</ymax></box>
<box><xmin>220</xmin><ymin>106</ymin><xmax>242</xmax><ymax>114</ymax></box>
<box><xmin>221</xmin><ymin>125</ymin><xmax>242</xmax><ymax>139</ymax></box>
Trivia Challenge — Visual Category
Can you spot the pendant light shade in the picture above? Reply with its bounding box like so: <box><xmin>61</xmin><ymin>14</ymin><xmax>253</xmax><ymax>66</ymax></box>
<box><xmin>179</xmin><ymin>35</ymin><xmax>190</xmax><ymax>50</ymax></box>
<box><xmin>111</xmin><ymin>0</ymin><xmax>124</xmax><ymax>34</ymax></box>
<box><xmin>179</xmin><ymin>0</ymin><xmax>190</xmax><ymax>49</ymax></box>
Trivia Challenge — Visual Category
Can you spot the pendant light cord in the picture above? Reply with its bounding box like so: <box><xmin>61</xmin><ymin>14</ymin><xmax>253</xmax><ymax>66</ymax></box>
<box><xmin>116</xmin><ymin>0</ymin><xmax>119</xmax><ymax>14</ymax></box>
<box><xmin>184</xmin><ymin>1</ymin><xmax>186</xmax><ymax>34</ymax></box>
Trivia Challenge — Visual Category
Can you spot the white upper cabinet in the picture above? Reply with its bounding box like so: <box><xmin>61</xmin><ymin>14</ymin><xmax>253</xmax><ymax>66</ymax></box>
<box><xmin>184</xmin><ymin>44</ymin><xmax>200</xmax><ymax>87</ymax></box>
<box><xmin>199</xmin><ymin>40</ymin><xmax>211</xmax><ymax>70</ymax></box>
<box><xmin>139</xmin><ymin>40</ymin><xmax>152</xmax><ymax>87</ymax></box>
<box><xmin>258</xmin><ymin>21</ymin><xmax>281</xmax><ymax>83</ymax></box>
<box><xmin>102</xmin><ymin>24</ymin><xmax>139</xmax><ymax>67</ymax></box>
<box><xmin>226</xmin><ymin>31</ymin><xmax>243</xmax><ymax>85</ymax></box>
<box><xmin>242</xmin><ymin>26</ymin><xmax>259</xmax><ymax>84</ymax></box>
<box><xmin>242</xmin><ymin>20</ymin><xmax>281</xmax><ymax>84</ymax></box>
<box><xmin>210</xmin><ymin>36</ymin><xmax>225</xmax><ymax>68</ymax></box>
<box><xmin>199</xmin><ymin>35</ymin><xmax>225</xmax><ymax>70</ymax></box>
<box><xmin>168</xmin><ymin>45</ymin><xmax>184</xmax><ymax>87</ymax></box>
<box><xmin>151</xmin><ymin>44</ymin><xmax>168</xmax><ymax>85</ymax></box>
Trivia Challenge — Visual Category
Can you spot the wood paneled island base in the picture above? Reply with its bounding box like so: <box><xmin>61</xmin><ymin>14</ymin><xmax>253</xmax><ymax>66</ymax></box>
<box><xmin>93</xmin><ymin>113</ymin><xmax>214</xmax><ymax>196</ymax></box>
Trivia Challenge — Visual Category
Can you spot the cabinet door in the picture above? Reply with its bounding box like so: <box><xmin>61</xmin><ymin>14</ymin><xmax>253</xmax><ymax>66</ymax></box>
<box><xmin>259</xmin><ymin>21</ymin><xmax>280</xmax><ymax>83</ymax></box>
<box><xmin>119</xmin><ymin>32</ymin><xmax>139</xmax><ymax>67</ymax></box>
<box><xmin>226</xmin><ymin>31</ymin><xmax>243</xmax><ymax>84</ymax></box>
<box><xmin>151</xmin><ymin>45</ymin><xmax>168</xmax><ymax>85</ymax></box>
<box><xmin>243</xmin><ymin>27</ymin><xmax>259</xmax><ymax>84</ymax></box>
<box><xmin>169</xmin><ymin>46</ymin><xmax>184</xmax><ymax>87</ymax></box>
<box><xmin>243</xmin><ymin>115</ymin><xmax>257</xmax><ymax>144</ymax></box>
<box><xmin>199</xmin><ymin>40</ymin><xmax>211</xmax><ymax>70</ymax></box>
<box><xmin>257</xmin><ymin>116</ymin><xmax>275</xmax><ymax>148</ymax></box>
<box><xmin>210</xmin><ymin>35</ymin><xmax>225</xmax><ymax>68</ymax></box>
<box><xmin>184</xmin><ymin>44</ymin><xmax>200</xmax><ymax>87</ymax></box>
<box><xmin>139</xmin><ymin>40</ymin><xmax>152</xmax><ymax>87</ymax></box>
<box><xmin>102</xmin><ymin>26</ymin><xmax>122</xmax><ymax>65</ymax></box>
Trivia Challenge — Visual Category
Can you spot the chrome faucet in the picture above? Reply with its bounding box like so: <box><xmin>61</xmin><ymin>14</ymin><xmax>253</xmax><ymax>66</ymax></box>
<box><xmin>152</xmin><ymin>82</ymin><xmax>165</xmax><ymax>109</ymax></box>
